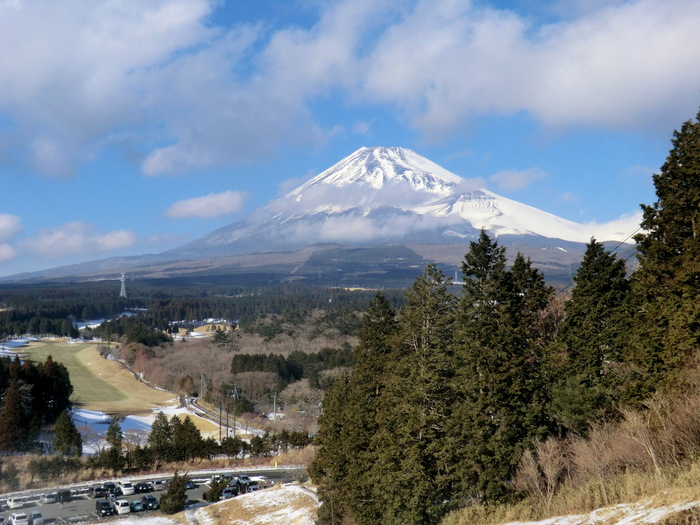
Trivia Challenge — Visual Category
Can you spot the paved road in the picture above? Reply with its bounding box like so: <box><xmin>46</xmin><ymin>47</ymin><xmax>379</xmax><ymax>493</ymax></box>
<box><xmin>0</xmin><ymin>469</ymin><xmax>293</xmax><ymax>524</ymax></box>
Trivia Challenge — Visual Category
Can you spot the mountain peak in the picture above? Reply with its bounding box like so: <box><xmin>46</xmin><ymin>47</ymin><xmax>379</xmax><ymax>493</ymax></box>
<box><xmin>289</xmin><ymin>147</ymin><xmax>463</xmax><ymax>200</ymax></box>
<box><xmin>168</xmin><ymin>146</ymin><xmax>640</xmax><ymax>260</ymax></box>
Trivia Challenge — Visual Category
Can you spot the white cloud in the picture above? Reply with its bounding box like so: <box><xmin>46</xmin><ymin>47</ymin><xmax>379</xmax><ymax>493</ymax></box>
<box><xmin>21</xmin><ymin>222</ymin><xmax>136</xmax><ymax>258</ymax></box>
<box><xmin>0</xmin><ymin>243</ymin><xmax>16</xmax><ymax>262</ymax></box>
<box><xmin>165</xmin><ymin>191</ymin><xmax>246</xmax><ymax>218</ymax></box>
<box><xmin>555</xmin><ymin>191</ymin><xmax>579</xmax><ymax>204</ymax></box>
<box><xmin>359</xmin><ymin>0</ymin><xmax>700</xmax><ymax>136</ymax></box>
<box><xmin>1</xmin><ymin>0</ymin><xmax>699</xmax><ymax>177</ymax></box>
<box><xmin>489</xmin><ymin>168</ymin><xmax>547</xmax><ymax>191</ymax></box>
<box><xmin>352</xmin><ymin>120</ymin><xmax>374</xmax><ymax>136</ymax></box>
<box><xmin>0</xmin><ymin>213</ymin><xmax>22</xmax><ymax>242</ymax></box>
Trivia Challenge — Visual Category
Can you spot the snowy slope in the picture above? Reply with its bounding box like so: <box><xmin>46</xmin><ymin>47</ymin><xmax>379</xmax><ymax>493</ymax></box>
<box><xmin>169</xmin><ymin>147</ymin><xmax>640</xmax><ymax>258</ymax></box>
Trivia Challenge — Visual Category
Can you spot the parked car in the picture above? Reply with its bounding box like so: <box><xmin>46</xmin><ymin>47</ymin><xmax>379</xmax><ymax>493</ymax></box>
<box><xmin>5</xmin><ymin>498</ymin><xmax>25</xmax><ymax>510</ymax></box>
<box><xmin>103</xmin><ymin>481</ymin><xmax>117</xmax><ymax>495</ymax></box>
<box><xmin>236</xmin><ymin>475</ymin><xmax>252</xmax><ymax>485</ymax></box>
<box><xmin>39</xmin><ymin>492</ymin><xmax>57</xmax><ymax>504</ymax></box>
<box><xmin>221</xmin><ymin>487</ymin><xmax>236</xmax><ymax>500</ymax></box>
<box><xmin>149</xmin><ymin>480</ymin><xmax>167</xmax><ymax>491</ymax></box>
<box><xmin>142</xmin><ymin>495</ymin><xmax>160</xmax><ymax>510</ymax></box>
<box><xmin>28</xmin><ymin>511</ymin><xmax>43</xmax><ymax>525</ymax></box>
<box><xmin>95</xmin><ymin>499</ymin><xmax>113</xmax><ymax>517</ymax></box>
<box><xmin>90</xmin><ymin>487</ymin><xmax>106</xmax><ymax>498</ymax></box>
<box><xmin>129</xmin><ymin>500</ymin><xmax>144</xmax><ymax>512</ymax></box>
<box><xmin>118</xmin><ymin>480</ymin><xmax>135</xmax><ymax>496</ymax></box>
<box><xmin>9</xmin><ymin>512</ymin><xmax>28</xmax><ymax>525</ymax></box>
<box><xmin>113</xmin><ymin>499</ymin><xmax>130</xmax><ymax>515</ymax></box>
<box><xmin>134</xmin><ymin>482</ymin><xmax>152</xmax><ymax>493</ymax></box>
<box><xmin>56</xmin><ymin>489</ymin><xmax>72</xmax><ymax>503</ymax></box>
<box><xmin>185</xmin><ymin>480</ymin><xmax>197</xmax><ymax>490</ymax></box>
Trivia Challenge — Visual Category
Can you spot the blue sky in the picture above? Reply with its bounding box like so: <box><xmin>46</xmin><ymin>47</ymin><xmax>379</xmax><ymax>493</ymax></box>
<box><xmin>0</xmin><ymin>0</ymin><xmax>699</xmax><ymax>277</ymax></box>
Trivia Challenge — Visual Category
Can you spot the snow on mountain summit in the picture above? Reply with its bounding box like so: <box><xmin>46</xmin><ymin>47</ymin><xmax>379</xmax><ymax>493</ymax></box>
<box><xmin>289</xmin><ymin>147</ymin><xmax>461</xmax><ymax>200</ymax></box>
<box><xmin>173</xmin><ymin>146</ymin><xmax>639</xmax><ymax>259</ymax></box>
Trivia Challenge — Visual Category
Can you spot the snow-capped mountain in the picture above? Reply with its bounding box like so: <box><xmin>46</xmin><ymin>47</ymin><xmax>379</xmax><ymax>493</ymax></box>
<box><xmin>168</xmin><ymin>146</ymin><xmax>640</xmax><ymax>259</ymax></box>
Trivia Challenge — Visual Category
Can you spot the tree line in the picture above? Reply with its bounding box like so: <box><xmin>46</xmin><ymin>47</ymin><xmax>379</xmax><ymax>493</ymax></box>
<box><xmin>311</xmin><ymin>111</ymin><xmax>700</xmax><ymax>524</ymax></box>
<box><xmin>85</xmin><ymin>412</ymin><xmax>312</xmax><ymax>472</ymax></box>
<box><xmin>231</xmin><ymin>346</ymin><xmax>354</xmax><ymax>389</ymax></box>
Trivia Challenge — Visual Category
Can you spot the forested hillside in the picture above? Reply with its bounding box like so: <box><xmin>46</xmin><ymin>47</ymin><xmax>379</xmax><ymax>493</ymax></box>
<box><xmin>310</xmin><ymin>112</ymin><xmax>700</xmax><ymax>525</ymax></box>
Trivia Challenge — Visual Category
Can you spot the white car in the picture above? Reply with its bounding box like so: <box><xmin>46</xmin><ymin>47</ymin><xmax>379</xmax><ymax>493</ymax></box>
<box><xmin>9</xmin><ymin>513</ymin><xmax>28</xmax><ymax>525</ymax></box>
<box><xmin>149</xmin><ymin>480</ymin><xmax>167</xmax><ymax>491</ymax></box>
<box><xmin>118</xmin><ymin>480</ymin><xmax>135</xmax><ymax>496</ymax></box>
<box><xmin>113</xmin><ymin>499</ymin><xmax>131</xmax><ymax>515</ymax></box>
<box><xmin>6</xmin><ymin>498</ymin><xmax>26</xmax><ymax>510</ymax></box>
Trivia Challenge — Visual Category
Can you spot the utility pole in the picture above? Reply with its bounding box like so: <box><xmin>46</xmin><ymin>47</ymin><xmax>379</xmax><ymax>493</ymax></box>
<box><xmin>273</xmin><ymin>391</ymin><xmax>277</xmax><ymax>422</ymax></box>
<box><xmin>232</xmin><ymin>382</ymin><xmax>238</xmax><ymax>439</ymax></box>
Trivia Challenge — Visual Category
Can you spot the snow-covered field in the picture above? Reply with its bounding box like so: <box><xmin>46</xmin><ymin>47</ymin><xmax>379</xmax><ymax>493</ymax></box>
<box><xmin>504</xmin><ymin>498</ymin><xmax>700</xmax><ymax>524</ymax></box>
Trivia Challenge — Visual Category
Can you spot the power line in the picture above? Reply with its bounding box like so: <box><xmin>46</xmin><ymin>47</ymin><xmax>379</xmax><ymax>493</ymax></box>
<box><xmin>555</xmin><ymin>226</ymin><xmax>643</xmax><ymax>297</ymax></box>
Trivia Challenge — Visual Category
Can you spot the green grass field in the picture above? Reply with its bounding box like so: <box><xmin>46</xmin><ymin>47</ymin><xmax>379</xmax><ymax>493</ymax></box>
<box><xmin>18</xmin><ymin>340</ymin><xmax>175</xmax><ymax>415</ymax></box>
<box><xmin>22</xmin><ymin>341</ymin><xmax>127</xmax><ymax>404</ymax></box>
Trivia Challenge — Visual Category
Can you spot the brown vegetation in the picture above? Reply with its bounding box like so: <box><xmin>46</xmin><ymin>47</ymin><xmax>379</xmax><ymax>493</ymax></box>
<box><xmin>443</xmin><ymin>364</ymin><xmax>700</xmax><ymax>525</ymax></box>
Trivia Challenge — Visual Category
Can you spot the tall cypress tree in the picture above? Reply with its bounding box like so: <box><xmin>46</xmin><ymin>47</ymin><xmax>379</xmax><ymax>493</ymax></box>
<box><xmin>39</xmin><ymin>355</ymin><xmax>73</xmax><ymax>424</ymax></box>
<box><xmin>52</xmin><ymin>410</ymin><xmax>83</xmax><ymax>456</ymax></box>
<box><xmin>450</xmin><ymin>233</ymin><xmax>552</xmax><ymax>502</ymax></box>
<box><xmin>631</xmin><ymin>111</ymin><xmax>700</xmax><ymax>390</ymax></box>
<box><xmin>372</xmin><ymin>264</ymin><xmax>457</xmax><ymax>524</ymax></box>
<box><xmin>148</xmin><ymin>412</ymin><xmax>172</xmax><ymax>467</ymax></box>
<box><xmin>310</xmin><ymin>374</ymin><xmax>355</xmax><ymax>525</ymax></box>
<box><xmin>551</xmin><ymin>239</ymin><xmax>633</xmax><ymax>434</ymax></box>
<box><xmin>103</xmin><ymin>418</ymin><xmax>125</xmax><ymax>471</ymax></box>
<box><xmin>311</xmin><ymin>293</ymin><xmax>397</xmax><ymax>525</ymax></box>
<box><xmin>0</xmin><ymin>379</ymin><xmax>31</xmax><ymax>451</ymax></box>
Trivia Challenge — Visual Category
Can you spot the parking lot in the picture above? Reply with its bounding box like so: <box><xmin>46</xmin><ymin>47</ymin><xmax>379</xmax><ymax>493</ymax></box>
<box><xmin>0</xmin><ymin>469</ymin><xmax>290</xmax><ymax>524</ymax></box>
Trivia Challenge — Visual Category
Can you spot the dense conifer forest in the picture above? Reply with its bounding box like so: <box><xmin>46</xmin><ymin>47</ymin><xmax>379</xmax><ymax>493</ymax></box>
<box><xmin>310</xmin><ymin>112</ymin><xmax>700</xmax><ymax>524</ymax></box>
<box><xmin>0</xmin><ymin>355</ymin><xmax>73</xmax><ymax>452</ymax></box>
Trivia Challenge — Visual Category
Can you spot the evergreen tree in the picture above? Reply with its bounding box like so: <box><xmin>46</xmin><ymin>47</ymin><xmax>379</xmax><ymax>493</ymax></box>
<box><xmin>147</xmin><ymin>412</ymin><xmax>172</xmax><ymax>467</ymax></box>
<box><xmin>450</xmin><ymin>234</ymin><xmax>552</xmax><ymax>502</ymax></box>
<box><xmin>631</xmin><ymin>111</ymin><xmax>700</xmax><ymax>390</ymax></box>
<box><xmin>103</xmin><ymin>418</ymin><xmax>125</xmax><ymax>471</ymax></box>
<box><xmin>206</xmin><ymin>476</ymin><xmax>229</xmax><ymax>502</ymax></box>
<box><xmin>372</xmin><ymin>264</ymin><xmax>457</xmax><ymax>524</ymax></box>
<box><xmin>179</xmin><ymin>416</ymin><xmax>204</xmax><ymax>461</ymax></box>
<box><xmin>52</xmin><ymin>410</ymin><xmax>83</xmax><ymax>456</ymax></box>
<box><xmin>160</xmin><ymin>471</ymin><xmax>189</xmax><ymax>514</ymax></box>
<box><xmin>551</xmin><ymin>239</ymin><xmax>633</xmax><ymax>434</ymax></box>
<box><xmin>311</xmin><ymin>293</ymin><xmax>397</xmax><ymax>525</ymax></box>
<box><xmin>0</xmin><ymin>379</ymin><xmax>32</xmax><ymax>451</ymax></box>
<box><xmin>310</xmin><ymin>374</ymin><xmax>355</xmax><ymax>525</ymax></box>
<box><xmin>38</xmin><ymin>355</ymin><xmax>73</xmax><ymax>424</ymax></box>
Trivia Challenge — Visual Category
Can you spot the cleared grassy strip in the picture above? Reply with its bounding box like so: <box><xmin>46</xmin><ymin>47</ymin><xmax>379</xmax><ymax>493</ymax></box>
<box><xmin>23</xmin><ymin>342</ymin><xmax>126</xmax><ymax>404</ymax></box>
<box><xmin>20</xmin><ymin>340</ymin><xmax>176</xmax><ymax>415</ymax></box>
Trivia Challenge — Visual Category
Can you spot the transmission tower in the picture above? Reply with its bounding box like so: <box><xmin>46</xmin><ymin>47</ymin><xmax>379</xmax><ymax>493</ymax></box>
<box><xmin>119</xmin><ymin>273</ymin><xmax>127</xmax><ymax>298</ymax></box>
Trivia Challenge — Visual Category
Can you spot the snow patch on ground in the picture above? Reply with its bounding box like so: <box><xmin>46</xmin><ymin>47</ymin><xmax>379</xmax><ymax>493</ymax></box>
<box><xmin>194</xmin><ymin>484</ymin><xmax>318</xmax><ymax>525</ymax></box>
<box><xmin>505</xmin><ymin>498</ymin><xmax>700</xmax><ymax>524</ymax></box>
<box><xmin>72</xmin><ymin>406</ymin><xmax>191</xmax><ymax>454</ymax></box>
